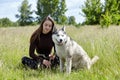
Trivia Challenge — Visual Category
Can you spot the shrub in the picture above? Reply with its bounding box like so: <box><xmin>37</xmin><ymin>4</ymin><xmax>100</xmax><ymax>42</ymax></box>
<box><xmin>100</xmin><ymin>11</ymin><xmax>112</xmax><ymax>28</ymax></box>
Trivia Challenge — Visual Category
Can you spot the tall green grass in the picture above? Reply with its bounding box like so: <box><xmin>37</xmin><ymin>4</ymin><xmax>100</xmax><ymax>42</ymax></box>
<box><xmin>0</xmin><ymin>25</ymin><xmax>120</xmax><ymax>80</ymax></box>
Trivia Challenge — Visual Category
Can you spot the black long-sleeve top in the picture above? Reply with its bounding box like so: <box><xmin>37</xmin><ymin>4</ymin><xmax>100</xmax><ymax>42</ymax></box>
<box><xmin>29</xmin><ymin>32</ymin><xmax>54</xmax><ymax>62</ymax></box>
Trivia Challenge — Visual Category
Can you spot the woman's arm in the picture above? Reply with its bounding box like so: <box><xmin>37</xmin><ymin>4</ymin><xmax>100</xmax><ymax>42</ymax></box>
<box><xmin>29</xmin><ymin>42</ymin><xmax>44</xmax><ymax>62</ymax></box>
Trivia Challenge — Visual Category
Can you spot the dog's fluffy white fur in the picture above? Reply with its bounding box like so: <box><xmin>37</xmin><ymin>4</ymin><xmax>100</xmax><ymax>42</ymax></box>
<box><xmin>52</xmin><ymin>26</ymin><xmax>99</xmax><ymax>74</ymax></box>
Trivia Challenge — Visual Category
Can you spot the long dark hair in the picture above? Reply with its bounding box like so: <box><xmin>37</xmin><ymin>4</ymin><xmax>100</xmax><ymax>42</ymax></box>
<box><xmin>30</xmin><ymin>16</ymin><xmax>56</xmax><ymax>43</ymax></box>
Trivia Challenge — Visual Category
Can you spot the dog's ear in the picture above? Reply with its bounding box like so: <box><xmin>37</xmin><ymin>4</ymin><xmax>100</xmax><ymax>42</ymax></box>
<box><xmin>52</xmin><ymin>26</ymin><xmax>57</xmax><ymax>33</ymax></box>
<box><xmin>62</xmin><ymin>26</ymin><xmax>66</xmax><ymax>31</ymax></box>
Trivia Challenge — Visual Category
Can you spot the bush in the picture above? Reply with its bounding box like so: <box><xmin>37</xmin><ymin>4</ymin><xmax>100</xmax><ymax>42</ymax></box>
<box><xmin>112</xmin><ymin>13</ymin><xmax>120</xmax><ymax>25</ymax></box>
<box><xmin>100</xmin><ymin>11</ymin><xmax>112</xmax><ymax>28</ymax></box>
<box><xmin>0</xmin><ymin>18</ymin><xmax>18</xmax><ymax>27</ymax></box>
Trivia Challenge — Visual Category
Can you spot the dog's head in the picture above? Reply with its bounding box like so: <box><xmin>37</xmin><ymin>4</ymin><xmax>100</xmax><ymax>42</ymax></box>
<box><xmin>52</xmin><ymin>26</ymin><xmax>67</xmax><ymax>46</ymax></box>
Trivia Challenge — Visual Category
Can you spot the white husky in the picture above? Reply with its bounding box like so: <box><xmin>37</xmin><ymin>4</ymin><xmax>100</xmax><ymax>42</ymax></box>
<box><xmin>52</xmin><ymin>26</ymin><xmax>99</xmax><ymax>74</ymax></box>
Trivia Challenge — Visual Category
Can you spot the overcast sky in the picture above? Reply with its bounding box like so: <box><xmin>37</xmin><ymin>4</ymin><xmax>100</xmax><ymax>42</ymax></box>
<box><xmin>0</xmin><ymin>0</ymin><xmax>87</xmax><ymax>23</ymax></box>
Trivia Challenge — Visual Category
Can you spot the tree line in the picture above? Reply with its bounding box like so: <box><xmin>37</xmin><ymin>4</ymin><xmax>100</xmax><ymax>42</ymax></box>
<box><xmin>0</xmin><ymin>0</ymin><xmax>120</xmax><ymax>28</ymax></box>
<box><xmin>82</xmin><ymin>0</ymin><xmax>120</xmax><ymax>27</ymax></box>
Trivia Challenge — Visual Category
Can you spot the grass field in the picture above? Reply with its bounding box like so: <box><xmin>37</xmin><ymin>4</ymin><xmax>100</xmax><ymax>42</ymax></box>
<box><xmin>0</xmin><ymin>25</ymin><xmax>120</xmax><ymax>80</ymax></box>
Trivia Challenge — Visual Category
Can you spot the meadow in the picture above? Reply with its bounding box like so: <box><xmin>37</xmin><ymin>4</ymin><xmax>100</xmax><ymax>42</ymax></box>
<box><xmin>0</xmin><ymin>25</ymin><xmax>120</xmax><ymax>80</ymax></box>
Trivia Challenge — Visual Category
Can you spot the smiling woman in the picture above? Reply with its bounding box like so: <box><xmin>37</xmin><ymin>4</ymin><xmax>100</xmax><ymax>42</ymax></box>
<box><xmin>21</xmin><ymin>16</ymin><xmax>59</xmax><ymax>69</ymax></box>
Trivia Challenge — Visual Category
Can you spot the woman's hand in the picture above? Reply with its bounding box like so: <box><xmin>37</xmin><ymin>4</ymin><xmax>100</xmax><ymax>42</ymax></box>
<box><xmin>42</xmin><ymin>59</ymin><xmax>51</xmax><ymax>68</ymax></box>
<box><xmin>49</xmin><ymin>54</ymin><xmax>55</xmax><ymax>60</ymax></box>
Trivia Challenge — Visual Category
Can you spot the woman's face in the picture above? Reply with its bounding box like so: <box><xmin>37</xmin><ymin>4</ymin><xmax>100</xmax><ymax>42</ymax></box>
<box><xmin>42</xmin><ymin>20</ymin><xmax>53</xmax><ymax>34</ymax></box>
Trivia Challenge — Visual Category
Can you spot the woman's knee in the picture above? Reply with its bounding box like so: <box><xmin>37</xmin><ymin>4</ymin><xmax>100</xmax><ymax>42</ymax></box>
<box><xmin>21</xmin><ymin>56</ymin><xmax>30</xmax><ymax>65</ymax></box>
<box><xmin>21</xmin><ymin>56</ymin><xmax>38</xmax><ymax>69</ymax></box>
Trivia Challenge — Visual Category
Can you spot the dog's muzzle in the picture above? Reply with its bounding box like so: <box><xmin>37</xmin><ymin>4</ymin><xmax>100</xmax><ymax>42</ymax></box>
<box><xmin>56</xmin><ymin>39</ymin><xmax>63</xmax><ymax>46</ymax></box>
<box><xmin>56</xmin><ymin>39</ymin><xmax>67</xmax><ymax>46</ymax></box>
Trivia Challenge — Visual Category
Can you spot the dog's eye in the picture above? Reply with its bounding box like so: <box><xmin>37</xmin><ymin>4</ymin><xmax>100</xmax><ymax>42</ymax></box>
<box><xmin>61</xmin><ymin>35</ymin><xmax>64</xmax><ymax>37</ymax></box>
<box><xmin>57</xmin><ymin>34</ymin><xmax>59</xmax><ymax>36</ymax></box>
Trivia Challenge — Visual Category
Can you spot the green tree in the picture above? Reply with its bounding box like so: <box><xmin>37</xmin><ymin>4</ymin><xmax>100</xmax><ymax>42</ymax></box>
<box><xmin>36</xmin><ymin>0</ymin><xmax>67</xmax><ymax>24</ymax></box>
<box><xmin>81</xmin><ymin>0</ymin><xmax>120</xmax><ymax>27</ymax></box>
<box><xmin>103</xmin><ymin>0</ymin><xmax>120</xmax><ymax>25</ymax></box>
<box><xmin>54</xmin><ymin>0</ymin><xmax>67</xmax><ymax>24</ymax></box>
<box><xmin>100</xmin><ymin>10</ymin><xmax>112</xmax><ymax>28</ymax></box>
<box><xmin>0</xmin><ymin>18</ymin><xmax>12</xmax><ymax>27</ymax></box>
<box><xmin>81</xmin><ymin>0</ymin><xmax>103</xmax><ymax>25</ymax></box>
<box><xmin>16</xmin><ymin>0</ymin><xmax>33</xmax><ymax>26</ymax></box>
<box><xmin>68</xmin><ymin>16</ymin><xmax>76</xmax><ymax>25</ymax></box>
<box><xmin>36</xmin><ymin>0</ymin><xmax>59</xmax><ymax>22</ymax></box>
<box><xmin>0</xmin><ymin>18</ymin><xmax>18</xmax><ymax>27</ymax></box>
<box><xmin>99</xmin><ymin>0</ymin><xmax>120</xmax><ymax>27</ymax></box>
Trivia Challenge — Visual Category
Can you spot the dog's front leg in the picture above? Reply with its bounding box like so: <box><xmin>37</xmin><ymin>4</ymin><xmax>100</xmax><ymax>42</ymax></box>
<box><xmin>60</xmin><ymin>58</ymin><xmax>65</xmax><ymax>72</ymax></box>
<box><xmin>66</xmin><ymin>57</ymin><xmax>72</xmax><ymax>74</ymax></box>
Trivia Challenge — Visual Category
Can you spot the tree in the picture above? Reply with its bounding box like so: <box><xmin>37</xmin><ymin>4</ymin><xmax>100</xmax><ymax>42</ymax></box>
<box><xmin>99</xmin><ymin>0</ymin><xmax>120</xmax><ymax>27</ymax></box>
<box><xmin>0</xmin><ymin>18</ymin><xmax>12</xmax><ymax>27</ymax></box>
<box><xmin>36</xmin><ymin>0</ymin><xmax>59</xmax><ymax>22</ymax></box>
<box><xmin>81</xmin><ymin>0</ymin><xmax>120</xmax><ymax>27</ymax></box>
<box><xmin>100</xmin><ymin>10</ymin><xmax>112</xmax><ymax>28</ymax></box>
<box><xmin>103</xmin><ymin>0</ymin><xmax>120</xmax><ymax>25</ymax></box>
<box><xmin>54</xmin><ymin>0</ymin><xmax>67</xmax><ymax>24</ymax></box>
<box><xmin>68</xmin><ymin>16</ymin><xmax>76</xmax><ymax>25</ymax></box>
<box><xmin>16</xmin><ymin>0</ymin><xmax>33</xmax><ymax>26</ymax></box>
<box><xmin>36</xmin><ymin>0</ymin><xmax>67</xmax><ymax>24</ymax></box>
<box><xmin>81</xmin><ymin>0</ymin><xmax>103</xmax><ymax>25</ymax></box>
<box><xmin>0</xmin><ymin>18</ymin><xmax>18</xmax><ymax>27</ymax></box>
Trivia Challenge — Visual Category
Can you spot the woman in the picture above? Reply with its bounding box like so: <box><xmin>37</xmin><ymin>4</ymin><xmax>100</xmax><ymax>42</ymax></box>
<box><xmin>22</xmin><ymin>16</ymin><xmax>59</xmax><ymax>69</ymax></box>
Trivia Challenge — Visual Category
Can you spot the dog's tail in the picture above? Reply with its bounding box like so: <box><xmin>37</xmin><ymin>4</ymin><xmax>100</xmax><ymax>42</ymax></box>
<box><xmin>91</xmin><ymin>55</ymin><xmax>99</xmax><ymax>65</ymax></box>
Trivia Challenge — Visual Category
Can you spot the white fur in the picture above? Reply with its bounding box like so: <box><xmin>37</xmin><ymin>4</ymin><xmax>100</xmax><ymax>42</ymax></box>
<box><xmin>52</xmin><ymin>26</ymin><xmax>99</xmax><ymax>74</ymax></box>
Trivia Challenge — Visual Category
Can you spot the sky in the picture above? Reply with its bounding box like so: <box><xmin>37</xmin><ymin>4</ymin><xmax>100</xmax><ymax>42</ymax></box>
<box><xmin>0</xmin><ymin>0</ymin><xmax>86</xmax><ymax>23</ymax></box>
